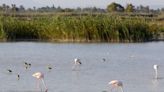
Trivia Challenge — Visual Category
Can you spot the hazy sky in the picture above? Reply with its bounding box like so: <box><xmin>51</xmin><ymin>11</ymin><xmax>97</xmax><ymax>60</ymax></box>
<box><xmin>0</xmin><ymin>0</ymin><xmax>164</xmax><ymax>9</ymax></box>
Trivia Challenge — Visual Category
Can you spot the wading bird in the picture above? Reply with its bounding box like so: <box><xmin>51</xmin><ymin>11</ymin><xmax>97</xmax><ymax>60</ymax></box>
<box><xmin>72</xmin><ymin>58</ymin><xmax>82</xmax><ymax>71</ymax></box>
<box><xmin>24</xmin><ymin>62</ymin><xmax>31</xmax><ymax>69</ymax></box>
<box><xmin>24</xmin><ymin>62</ymin><xmax>28</xmax><ymax>69</ymax></box>
<box><xmin>108</xmin><ymin>80</ymin><xmax>124</xmax><ymax>92</ymax></box>
<box><xmin>74</xmin><ymin>58</ymin><xmax>82</xmax><ymax>65</ymax></box>
<box><xmin>28</xmin><ymin>63</ymin><xmax>31</xmax><ymax>67</ymax></box>
<box><xmin>47</xmin><ymin>65</ymin><xmax>52</xmax><ymax>72</ymax></box>
<box><xmin>7</xmin><ymin>69</ymin><xmax>12</xmax><ymax>73</ymax></box>
<box><xmin>102</xmin><ymin>58</ymin><xmax>106</xmax><ymax>62</ymax></box>
<box><xmin>153</xmin><ymin>64</ymin><xmax>159</xmax><ymax>79</ymax></box>
<box><xmin>32</xmin><ymin>72</ymin><xmax>48</xmax><ymax>92</ymax></box>
<box><xmin>17</xmin><ymin>74</ymin><xmax>20</xmax><ymax>80</ymax></box>
<box><xmin>7</xmin><ymin>69</ymin><xmax>20</xmax><ymax>80</ymax></box>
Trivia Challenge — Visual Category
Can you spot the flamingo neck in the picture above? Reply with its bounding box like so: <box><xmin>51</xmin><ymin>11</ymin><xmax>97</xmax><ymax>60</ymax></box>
<box><xmin>41</xmin><ymin>78</ymin><xmax>48</xmax><ymax>91</ymax></box>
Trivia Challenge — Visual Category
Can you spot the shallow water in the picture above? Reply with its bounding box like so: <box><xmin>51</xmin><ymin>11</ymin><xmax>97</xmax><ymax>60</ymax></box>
<box><xmin>0</xmin><ymin>42</ymin><xmax>164</xmax><ymax>92</ymax></box>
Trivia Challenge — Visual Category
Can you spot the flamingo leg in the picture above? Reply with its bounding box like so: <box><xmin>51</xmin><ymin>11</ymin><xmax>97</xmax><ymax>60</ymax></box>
<box><xmin>120</xmin><ymin>87</ymin><xmax>124</xmax><ymax>92</ymax></box>
<box><xmin>36</xmin><ymin>79</ymin><xmax>43</xmax><ymax>92</ymax></box>
<box><xmin>36</xmin><ymin>79</ymin><xmax>39</xmax><ymax>91</ymax></box>
<box><xmin>41</xmin><ymin>78</ymin><xmax>48</xmax><ymax>92</ymax></box>
<box><xmin>109</xmin><ymin>86</ymin><xmax>113</xmax><ymax>92</ymax></box>
<box><xmin>110</xmin><ymin>88</ymin><xmax>113</xmax><ymax>92</ymax></box>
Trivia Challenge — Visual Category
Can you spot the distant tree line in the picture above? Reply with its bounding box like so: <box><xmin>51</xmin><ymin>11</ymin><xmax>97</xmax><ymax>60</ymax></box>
<box><xmin>106</xmin><ymin>2</ymin><xmax>163</xmax><ymax>13</ymax></box>
<box><xmin>0</xmin><ymin>4</ymin><xmax>105</xmax><ymax>13</ymax></box>
<box><xmin>0</xmin><ymin>2</ymin><xmax>163</xmax><ymax>14</ymax></box>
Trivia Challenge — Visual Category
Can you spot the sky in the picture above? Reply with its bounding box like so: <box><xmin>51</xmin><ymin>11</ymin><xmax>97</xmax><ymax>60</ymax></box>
<box><xmin>0</xmin><ymin>0</ymin><xmax>164</xmax><ymax>9</ymax></box>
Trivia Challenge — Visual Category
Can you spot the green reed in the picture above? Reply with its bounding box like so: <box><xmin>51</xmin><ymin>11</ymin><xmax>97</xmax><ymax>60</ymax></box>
<box><xmin>0</xmin><ymin>15</ymin><xmax>161</xmax><ymax>42</ymax></box>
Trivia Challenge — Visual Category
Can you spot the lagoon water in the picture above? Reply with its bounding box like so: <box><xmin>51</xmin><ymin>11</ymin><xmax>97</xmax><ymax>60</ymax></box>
<box><xmin>0</xmin><ymin>42</ymin><xmax>164</xmax><ymax>92</ymax></box>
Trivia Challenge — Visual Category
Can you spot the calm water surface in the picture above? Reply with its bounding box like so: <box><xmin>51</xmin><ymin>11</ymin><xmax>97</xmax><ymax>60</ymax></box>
<box><xmin>0</xmin><ymin>42</ymin><xmax>164</xmax><ymax>92</ymax></box>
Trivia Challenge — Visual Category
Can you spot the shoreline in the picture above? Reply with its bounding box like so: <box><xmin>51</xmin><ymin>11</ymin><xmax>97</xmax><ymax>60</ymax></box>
<box><xmin>0</xmin><ymin>38</ymin><xmax>163</xmax><ymax>43</ymax></box>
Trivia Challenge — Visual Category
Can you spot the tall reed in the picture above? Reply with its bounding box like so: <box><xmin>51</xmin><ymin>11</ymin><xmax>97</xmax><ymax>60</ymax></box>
<box><xmin>0</xmin><ymin>15</ymin><xmax>160</xmax><ymax>42</ymax></box>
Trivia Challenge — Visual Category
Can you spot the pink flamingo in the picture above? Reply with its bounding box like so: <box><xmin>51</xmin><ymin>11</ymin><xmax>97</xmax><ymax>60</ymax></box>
<box><xmin>32</xmin><ymin>72</ymin><xmax>48</xmax><ymax>92</ymax></box>
<box><xmin>108</xmin><ymin>80</ymin><xmax>124</xmax><ymax>92</ymax></box>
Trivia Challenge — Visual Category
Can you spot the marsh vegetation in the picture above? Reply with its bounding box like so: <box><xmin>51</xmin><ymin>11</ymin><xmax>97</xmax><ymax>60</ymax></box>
<box><xmin>0</xmin><ymin>2</ymin><xmax>163</xmax><ymax>42</ymax></box>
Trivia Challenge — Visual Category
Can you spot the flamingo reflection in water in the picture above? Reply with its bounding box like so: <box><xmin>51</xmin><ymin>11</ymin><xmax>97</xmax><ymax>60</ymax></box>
<box><xmin>153</xmin><ymin>64</ymin><xmax>159</xmax><ymax>79</ymax></box>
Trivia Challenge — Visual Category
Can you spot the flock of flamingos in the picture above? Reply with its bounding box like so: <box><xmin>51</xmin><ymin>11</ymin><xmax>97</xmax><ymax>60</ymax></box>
<box><xmin>6</xmin><ymin>58</ymin><xmax>159</xmax><ymax>92</ymax></box>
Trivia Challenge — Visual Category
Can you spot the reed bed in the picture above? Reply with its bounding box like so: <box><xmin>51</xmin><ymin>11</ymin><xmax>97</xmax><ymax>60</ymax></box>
<box><xmin>0</xmin><ymin>15</ymin><xmax>163</xmax><ymax>42</ymax></box>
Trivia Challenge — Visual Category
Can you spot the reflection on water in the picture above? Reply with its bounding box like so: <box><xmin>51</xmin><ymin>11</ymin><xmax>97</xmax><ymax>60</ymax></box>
<box><xmin>0</xmin><ymin>42</ymin><xmax>164</xmax><ymax>92</ymax></box>
<box><xmin>152</xmin><ymin>79</ymin><xmax>159</xmax><ymax>92</ymax></box>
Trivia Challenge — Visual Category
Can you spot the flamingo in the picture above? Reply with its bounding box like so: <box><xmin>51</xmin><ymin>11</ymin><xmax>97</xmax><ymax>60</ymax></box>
<box><xmin>32</xmin><ymin>72</ymin><xmax>48</xmax><ymax>92</ymax></box>
<box><xmin>72</xmin><ymin>58</ymin><xmax>82</xmax><ymax>71</ymax></box>
<box><xmin>108</xmin><ymin>80</ymin><xmax>124</xmax><ymax>92</ymax></box>
<box><xmin>153</xmin><ymin>64</ymin><xmax>159</xmax><ymax>79</ymax></box>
